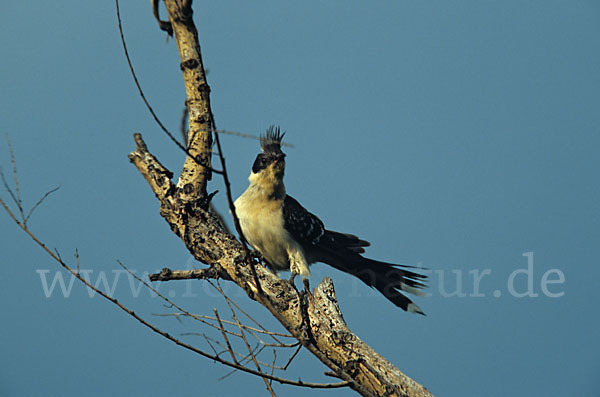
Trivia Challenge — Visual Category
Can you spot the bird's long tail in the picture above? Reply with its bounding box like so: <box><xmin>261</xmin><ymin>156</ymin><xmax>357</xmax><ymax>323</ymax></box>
<box><xmin>319</xmin><ymin>231</ymin><xmax>427</xmax><ymax>314</ymax></box>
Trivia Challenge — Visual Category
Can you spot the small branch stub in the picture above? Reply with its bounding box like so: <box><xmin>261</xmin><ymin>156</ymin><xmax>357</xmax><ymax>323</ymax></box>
<box><xmin>149</xmin><ymin>266</ymin><xmax>232</xmax><ymax>282</ymax></box>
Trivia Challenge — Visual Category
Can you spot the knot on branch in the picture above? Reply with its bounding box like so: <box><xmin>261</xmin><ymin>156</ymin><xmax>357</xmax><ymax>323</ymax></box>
<box><xmin>149</xmin><ymin>267</ymin><xmax>172</xmax><ymax>282</ymax></box>
<box><xmin>180</xmin><ymin>58</ymin><xmax>199</xmax><ymax>70</ymax></box>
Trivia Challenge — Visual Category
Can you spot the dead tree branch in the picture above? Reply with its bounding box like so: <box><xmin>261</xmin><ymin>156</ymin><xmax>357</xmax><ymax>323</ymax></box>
<box><xmin>161</xmin><ymin>0</ymin><xmax>213</xmax><ymax>201</ymax></box>
<box><xmin>0</xmin><ymin>2</ymin><xmax>433</xmax><ymax>395</ymax></box>
<box><xmin>0</xmin><ymin>189</ymin><xmax>351</xmax><ymax>391</ymax></box>
<box><xmin>127</xmin><ymin>1</ymin><xmax>433</xmax><ymax>396</ymax></box>
<box><xmin>148</xmin><ymin>266</ymin><xmax>231</xmax><ymax>282</ymax></box>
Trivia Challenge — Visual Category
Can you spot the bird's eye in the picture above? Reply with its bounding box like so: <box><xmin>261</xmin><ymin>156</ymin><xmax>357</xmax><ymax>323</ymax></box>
<box><xmin>261</xmin><ymin>157</ymin><xmax>267</xmax><ymax>164</ymax></box>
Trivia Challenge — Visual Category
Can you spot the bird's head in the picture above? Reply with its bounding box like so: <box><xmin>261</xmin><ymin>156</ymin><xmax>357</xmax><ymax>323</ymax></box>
<box><xmin>250</xmin><ymin>125</ymin><xmax>286</xmax><ymax>181</ymax></box>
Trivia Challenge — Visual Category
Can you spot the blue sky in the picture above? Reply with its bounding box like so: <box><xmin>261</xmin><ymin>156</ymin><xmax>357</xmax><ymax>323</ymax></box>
<box><xmin>1</xmin><ymin>1</ymin><xmax>599</xmax><ymax>396</ymax></box>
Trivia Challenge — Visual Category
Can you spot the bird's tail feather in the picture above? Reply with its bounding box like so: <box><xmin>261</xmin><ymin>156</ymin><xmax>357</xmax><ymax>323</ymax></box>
<box><xmin>339</xmin><ymin>256</ymin><xmax>427</xmax><ymax>314</ymax></box>
<box><xmin>318</xmin><ymin>232</ymin><xmax>427</xmax><ymax>314</ymax></box>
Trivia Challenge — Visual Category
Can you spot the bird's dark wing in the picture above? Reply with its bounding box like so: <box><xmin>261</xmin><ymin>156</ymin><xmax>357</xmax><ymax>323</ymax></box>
<box><xmin>282</xmin><ymin>195</ymin><xmax>427</xmax><ymax>314</ymax></box>
<box><xmin>282</xmin><ymin>195</ymin><xmax>325</xmax><ymax>246</ymax></box>
<box><xmin>321</xmin><ymin>230</ymin><xmax>370</xmax><ymax>254</ymax></box>
<box><xmin>283</xmin><ymin>195</ymin><xmax>370</xmax><ymax>251</ymax></box>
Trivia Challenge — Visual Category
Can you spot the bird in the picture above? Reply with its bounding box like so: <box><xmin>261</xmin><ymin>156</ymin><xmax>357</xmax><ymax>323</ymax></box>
<box><xmin>234</xmin><ymin>126</ymin><xmax>427</xmax><ymax>314</ymax></box>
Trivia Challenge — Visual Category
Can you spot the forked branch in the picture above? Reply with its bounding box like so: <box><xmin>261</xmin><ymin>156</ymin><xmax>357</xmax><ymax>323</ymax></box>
<box><xmin>126</xmin><ymin>2</ymin><xmax>432</xmax><ymax>394</ymax></box>
<box><xmin>0</xmin><ymin>169</ymin><xmax>349</xmax><ymax>391</ymax></box>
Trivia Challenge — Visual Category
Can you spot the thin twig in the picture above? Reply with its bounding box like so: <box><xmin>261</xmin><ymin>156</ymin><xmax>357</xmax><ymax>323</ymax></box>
<box><xmin>196</xmin><ymin>334</ymin><xmax>292</xmax><ymax>373</ymax></box>
<box><xmin>225</xmin><ymin>289</ymin><xmax>277</xmax><ymax>397</ymax></box>
<box><xmin>128</xmin><ymin>262</ymin><xmax>295</xmax><ymax>353</ymax></box>
<box><xmin>199</xmin><ymin>335</ymin><xmax>279</xmax><ymax>371</ymax></box>
<box><xmin>217</xmin><ymin>344</ymin><xmax>266</xmax><ymax>382</ymax></box>
<box><xmin>208</xmin><ymin>280</ymin><xmax>287</xmax><ymax>346</ymax></box>
<box><xmin>215</xmin><ymin>130</ymin><xmax>294</xmax><ymax>148</ymax></box>
<box><xmin>211</xmin><ymin>125</ymin><xmax>249</xmax><ymax>251</ymax></box>
<box><xmin>241</xmin><ymin>327</ymin><xmax>299</xmax><ymax>349</ymax></box>
<box><xmin>149</xmin><ymin>267</ymin><xmax>232</xmax><ymax>282</ymax></box>
<box><xmin>152</xmin><ymin>311</ymin><xmax>240</xmax><ymax>337</ymax></box>
<box><xmin>54</xmin><ymin>248</ymin><xmax>62</xmax><ymax>262</ymax></box>
<box><xmin>176</xmin><ymin>319</ymin><xmax>242</xmax><ymax>339</ymax></box>
<box><xmin>6</xmin><ymin>136</ymin><xmax>23</xmax><ymax>218</ymax></box>
<box><xmin>117</xmin><ymin>0</ymin><xmax>226</xmax><ymax>180</ymax></box>
<box><xmin>210</xmin><ymin>120</ymin><xmax>267</xmax><ymax>297</ymax></box>
<box><xmin>118</xmin><ymin>261</ymin><xmax>235</xmax><ymax>336</ymax></box>
<box><xmin>151</xmin><ymin>0</ymin><xmax>173</xmax><ymax>36</ymax></box>
<box><xmin>0</xmin><ymin>167</ymin><xmax>23</xmax><ymax>221</ymax></box>
<box><xmin>270</xmin><ymin>350</ymin><xmax>277</xmax><ymax>386</ymax></box>
<box><xmin>1</xmin><ymin>141</ymin><xmax>60</xmax><ymax>226</ymax></box>
<box><xmin>115</xmin><ymin>0</ymin><xmax>194</xmax><ymax>161</ymax></box>
<box><xmin>202</xmin><ymin>333</ymin><xmax>221</xmax><ymax>359</ymax></box>
<box><xmin>25</xmin><ymin>186</ymin><xmax>60</xmax><ymax>225</ymax></box>
<box><xmin>75</xmin><ymin>248</ymin><xmax>80</xmax><ymax>274</ymax></box>
<box><xmin>214</xmin><ymin>309</ymin><xmax>239</xmax><ymax>365</ymax></box>
<box><xmin>0</xmin><ymin>196</ymin><xmax>349</xmax><ymax>390</ymax></box>
<box><xmin>157</xmin><ymin>313</ymin><xmax>295</xmax><ymax>340</ymax></box>
<box><xmin>282</xmin><ymin>344</ymin><xmax>303</xmax><ymax>371</ymax></box>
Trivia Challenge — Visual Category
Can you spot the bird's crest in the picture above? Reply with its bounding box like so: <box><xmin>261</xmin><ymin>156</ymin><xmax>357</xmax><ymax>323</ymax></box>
<box><xmin>260</xmin><ymin>125</ymin><xmax>285</xmax><ymax>154</ymax></box>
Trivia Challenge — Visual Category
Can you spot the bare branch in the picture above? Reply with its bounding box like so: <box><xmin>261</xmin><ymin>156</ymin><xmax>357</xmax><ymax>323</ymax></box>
<box><xmin>160</xmin><ymin>0</ymin><xmax>213</xmax><ymax>201</ymax></box>
<box><xmin>124</xmin><ymin>258</ymin><xmax>299</xmax><ymax>386</ymax></box>
<box><xmin>202</xmin><ymin>333</ymin><xmax>220</xmax><ymax>358</ymax></box>
<box><xmin>148</xmin><ymin>266</ymin><xmax>231</xmax><ymax>282</ymax></box>
<box><xmin>116</xmin><ymin>0</ymin><xmax>187</xmax><ymax>158</ymax></box>
<box><xmin>128</xmin><ymin>133</ymin><xmax>174</xmax><ymax>200</ymax></box>
<box><xmin>215</xmin><ymin>129</ymin><xmax>295</xmax><ymax>148</ymax></box>
<box><xmin>167</xmin><ymin>317</ymin><xmax>243</xmax><ymax>339</ymax></box>
<box><xmin>25</xmin><ymin>185</ymin><xmax>60</xmax><ymax>225</ymax></box>
<box><xmin>270</xmin><ymin>350</ymin><xmax>277</xmax><ymax>387</ymax></box>
<box><xmin>75</xmin><ymin>248</ymin><xmax>80</xmax><ymax>274</ymax></box>
<box><xmin>6</xmin><ymin>136</ymin><xmax>23</xmax><ymax>217</ymax></box>
<box><xmin>164</xmin><ymin>313</ymin><xmax>296</xmax><ymax>341</ymax></box>
<box><xmin>1</xmin><ymin>140</ymin><xmax>59</xmax><ymax>226</ymax></box>
<box><xmin>117</xmin><ymin>260</ymin><xmax>249</xmax><ymax>342</ymax></box>
<box><xmin>54</xmin><ymin>248</ymin><xmax>62</xmax><ymax>262</ymax></box>
<box><xmin>214</xmin><ymin>309</ymin><xmax>239</xmax><ymax>365</ymax></box>
<box><xmin>0</xmin><ymin>166</ymin><xmax>23</xmax><ymax>221</ymax></box>
<box><xmin>151</xmin><ymin>0</ymin><xmax>173</xmax><ymax>36</ymax></box>
<box><xmin>211</xmin><ymin>123</ymin><xmax>266</xmax><ymax>297</ymax></box>
<box><xmin>225</xmin><ymin>293</ymin><xmax>277</xmax><ymax>396</ymax></box>
<box><xmin>3</xmin><ymin>2</ymin><xmax>433</xmax><ymax>393</ymax></box>
<box><xmin>0</xmin><ymin>195</ymin><xmax>350</xmax><ymax>390</ymax></box>
<box><xmin>199</xmin><ymin>335</ymin><xmax>269</xmax><ymax>371</ymax></box>
<box><xmin>208</xmin><ymin>280</ymin><xmax>289</xmax><ymax>347</ymax></box>
<box><xmin>128</xmin><ymin>80</ymin><xmax>428</xmax><ymax>397</ymax></box>
<box><xmin>0</xmin><ymin>1</ymin><xmax>436</xmax><ymax>395</ymax></box>
<box><xmin>117</xmin><ymin>0</ymin><xmax>224</xmax><ymax>186</ymax></box>
<box><xmin>217</xmin><ymin>344</ymin><xmax>268</xmax><ymax>382</ymax></box>
<box><xmin>282</xmin><ymin>344</ymin><xmax>302</xmax><ymax>371</ymax></box>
